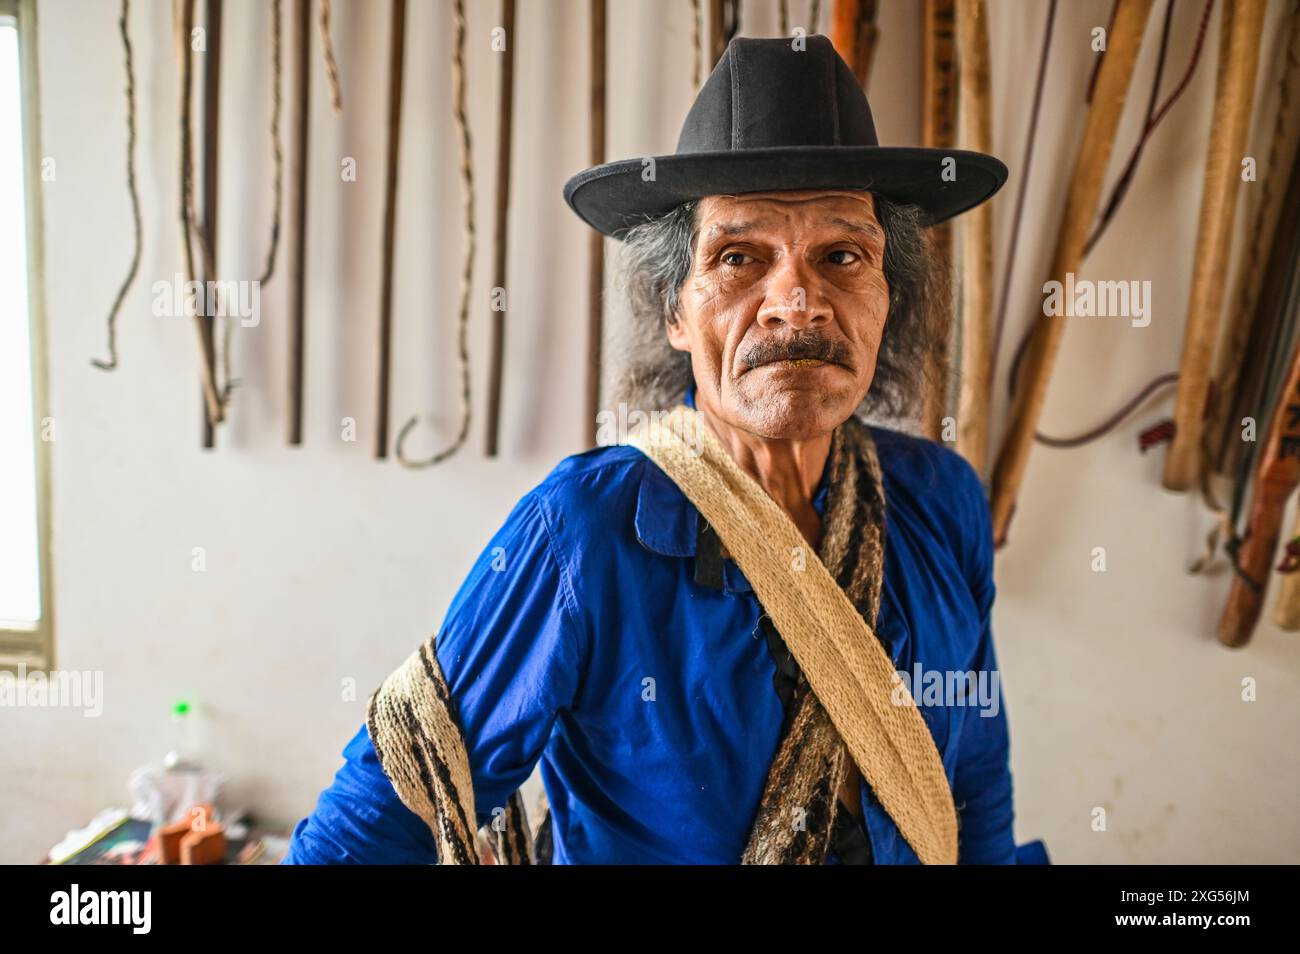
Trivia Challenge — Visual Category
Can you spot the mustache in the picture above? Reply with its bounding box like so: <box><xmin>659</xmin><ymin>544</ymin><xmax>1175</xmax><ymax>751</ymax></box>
<box><xmin>740</xmin><ymin>332</ymin><xmax>851</xmax><ymax>371</ymax></box>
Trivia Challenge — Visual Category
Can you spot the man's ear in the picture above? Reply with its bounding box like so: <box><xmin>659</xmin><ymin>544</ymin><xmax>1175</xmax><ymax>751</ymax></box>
<box><xmin>665</xmin><ymin>313</ymin><xmax>691</xmax><ymax>353</ymax></box>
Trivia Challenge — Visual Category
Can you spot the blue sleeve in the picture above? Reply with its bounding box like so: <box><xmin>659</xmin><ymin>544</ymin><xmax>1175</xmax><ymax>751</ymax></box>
<box><xmin>283</xmin><ymin>491</ymin><xmax>586</xmax><ymax>864</ymax></box>
<box><xmin>950</xmin><ymin>460</ymin><xmax>1018</xmax><ymax>865</ymax></box>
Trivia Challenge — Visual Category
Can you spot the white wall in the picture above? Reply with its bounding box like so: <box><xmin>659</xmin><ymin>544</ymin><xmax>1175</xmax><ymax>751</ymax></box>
<box><xmin>3</xmin><ymin>0</ymin><xmax>1297</xmax><ymax>863</ymax></box>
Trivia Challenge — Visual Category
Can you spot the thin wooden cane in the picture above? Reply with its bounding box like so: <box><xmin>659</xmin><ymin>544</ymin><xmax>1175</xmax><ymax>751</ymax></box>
<box><xmin>709</xmin><ymin>0</ymin><xmax>725</xmax><ymax>66</ymax></box>
<box><xmin>1219</xmin><ymin>291</ymin><xmax>1300</xmax><ymax>648</ymax></box>
<box><xmin>919</xmin><ymin>0</ymin><xmax>957</xmax><ymax>442</ymax></box>
<box><xmin>831</xmin><ymin>0</ymin><xmax>878</xmax><ymax>89</ymax></box>
<box><xmin>585</xmin><ymin>0</ymin><xmax>606</xmax><ymax>448</ymax></box>
<box><xmin>1163</xmin><ymin>0</ymin><xmax>1267</xmax><ymax>490</ymax></box>
<box><xmin>200</xmin><ymin>0</ymin><xmax>222</xmax><ymax>449</ymax></box>
<box><xmin>286</xmin><ymin>0</ymin><xmax>310</xmax><ymax>445</ymax></box>
<box><xmin>989</xmin><ymin>0</ymin><xmax>1154</xmax><ymax>543</ymax></box>
<box><xmin>954</xmin><ymin>0</ymin><xmax>994</xmax><ymax>474</ymax></box>
<box><xmin>174</xmin><ymin>0</ymin><xmax>224</xmax><ymax>427</ymax></box>
<box><xmin>375</xmin><ymin>0</ymin><xmax>406</xmax><ymax>459</ymax></box>
<box><xmin>1208</xmin><ymin>0</ymin><xmax>1300</xmax><ymax>477</ymax></box>
<box><xmin>485</xmin><ymin>0</ymin><xmax>516</xmax><ymax>458</ymax></box>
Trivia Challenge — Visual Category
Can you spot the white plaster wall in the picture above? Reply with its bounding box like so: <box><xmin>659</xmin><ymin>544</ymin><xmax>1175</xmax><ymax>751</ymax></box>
<box><xmin>2</xmin><ymin>0</ymin><xmax>1297</xmax><ymax>863</ymax></box>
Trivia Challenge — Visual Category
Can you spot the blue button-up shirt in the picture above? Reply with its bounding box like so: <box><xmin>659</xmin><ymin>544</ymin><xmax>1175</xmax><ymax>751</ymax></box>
<box><xmin>285</xmin><ymin>386</ymin><xmax>1024</xmax><ymax>864</ymax></box>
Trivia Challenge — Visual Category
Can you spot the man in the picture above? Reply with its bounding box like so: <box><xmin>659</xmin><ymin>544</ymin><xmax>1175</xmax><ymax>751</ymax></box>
<box><xmin>286</xmin><ymin>35</ymin><xmax>1028</xmax><ymax>865</ymax></box>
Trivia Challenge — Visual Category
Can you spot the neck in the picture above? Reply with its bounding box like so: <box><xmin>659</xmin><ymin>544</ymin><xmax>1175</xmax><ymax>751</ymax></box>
<box><xmin>694</xmin><ymin>403</ymin><xmax>831</xmax><ymax>546</ymax></box>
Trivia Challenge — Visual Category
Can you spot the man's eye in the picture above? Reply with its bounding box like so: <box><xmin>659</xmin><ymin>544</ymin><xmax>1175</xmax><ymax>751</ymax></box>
<box><xmin>826</xmin><ymin>249</ymin><xmax>861</xmax><ymax>265</ymax></box>
<box><xmin>721</xmin><ymin>251</ymin><xmax>752</xmax><ymax>267</ymax></box>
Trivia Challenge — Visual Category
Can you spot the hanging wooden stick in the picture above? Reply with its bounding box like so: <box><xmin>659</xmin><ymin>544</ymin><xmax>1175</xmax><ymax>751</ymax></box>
<box><xmin>174</xmin><ymin>0</ymin><xmax>224</xmax><ymax>428</ymax></box>
<box><xmin>374</xmin><ymin>0</ymin><xmax>406</xmax><ymax>460</ymax></box>
<box><xmin>918</xmin><ymin>0</ymin><xmax>957</xmax><ymax>441</ymax></box>
<box><xmin>708</xmin><ymin>0</ymin><xmax>739</xmax><ymax>67</ymax></box>
<box><xmin>989</xmin><ymin>0</ymin><xmax>1153</xmax><ymax>543</ymax></box>
<box><xmin>199</xmin><ymin>0</ymin><xmax>223</xmax><ymax>449</ymax></box>
<box><xmin>1218</xmin><ymin>283</ymin><xmax>1300</xmax><ymax>648</ymax></box>
<box><xmin>258</xmin><ymin>0</ymin><xmax>284</xmax><ymax>287</ymax></box>
<box><xmin>395</xmin><ymin>0</ymin><xmax>476</xmax><ymax>468</ymax></box>
<box><xmin>585</xmin><ymin>0</ymin><xmax>606</xmax><ymax>448</ymax></box>
<box><xmin>286</xmin><ymin>0</ymin><xmax>310</xmax><ymax>445</ymax></box>
<box><xmin>485</xmin><ymin>0</ymin><xmax>517</xmax><ymax>458</ymax></box>
<box><xmin>94</xmin><ymin>0</ymin><xmax>142</xmax><ymax>372</ymax></box>
<box><xmin>954</xmin><ymin>0</ymin><xmax>994</xmax><ymax>473</ymax></box>
<box><xmin>1163</xmin><ymin>0</ymin><xmax>1267</xmax><ymax>490</ymax></box>
<box><xmin>831</xmin><ymin>0</ymin><xmax>878</xmax><ymax>88</ymax></box>
<box><xmin>1206</xmin><ymin>0</ymin><xmax>1300</xmax><ymax>477</ymax></box>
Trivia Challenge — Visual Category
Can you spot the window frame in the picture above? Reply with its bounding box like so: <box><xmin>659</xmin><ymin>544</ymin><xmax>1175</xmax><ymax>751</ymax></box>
<box><xmin>0</xmin><ymin>0</ymin><xmax>53</xmax><ymax>673</ymax></box>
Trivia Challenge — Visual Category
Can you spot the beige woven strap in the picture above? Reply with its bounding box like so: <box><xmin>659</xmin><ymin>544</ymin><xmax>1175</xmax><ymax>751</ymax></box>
<box><xmin>625</xmin><ymin>405</ymin><xmax>959</xmax><ymax>865</ymax></box>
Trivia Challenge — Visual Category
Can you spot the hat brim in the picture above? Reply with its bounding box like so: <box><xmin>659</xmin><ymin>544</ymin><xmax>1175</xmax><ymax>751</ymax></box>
<box><xmin>564</xmin><ymin>146</ymin><xmax>1008</xmax><ymax>239</ymax></box>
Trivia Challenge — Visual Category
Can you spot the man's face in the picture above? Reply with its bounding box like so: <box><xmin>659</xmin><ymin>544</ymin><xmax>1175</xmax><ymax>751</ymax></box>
<box><xmin>666</xmin><ymin>189</ymin><xmax>891</xmax><ymax>441</ymax></box>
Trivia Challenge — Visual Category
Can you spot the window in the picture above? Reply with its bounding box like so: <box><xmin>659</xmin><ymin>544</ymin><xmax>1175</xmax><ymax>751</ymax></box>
<box><xmin>0</xmin><ymin>0</ymin><xmax>52</xmax><ymax>671</ymax></box>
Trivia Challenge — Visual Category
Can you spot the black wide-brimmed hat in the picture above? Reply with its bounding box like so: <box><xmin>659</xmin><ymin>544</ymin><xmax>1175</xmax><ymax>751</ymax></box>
<box><xmin>564</xmin><ymin>34</ymin><xmax>1007</xmax><ymax>239</ymax></box>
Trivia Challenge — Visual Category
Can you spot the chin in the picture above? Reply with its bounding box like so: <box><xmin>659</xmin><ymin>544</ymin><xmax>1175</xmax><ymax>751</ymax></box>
<box><xmin>727</xmin><ymin>382</ymin><xmax>860</xmax><ymax>440</ymax></box>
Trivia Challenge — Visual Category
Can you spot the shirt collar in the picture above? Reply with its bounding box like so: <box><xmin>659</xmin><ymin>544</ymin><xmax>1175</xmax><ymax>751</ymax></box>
<box><xmin>633</xmin><ymin>383</ymin><xmax>832</xmax><ymax>593</ymax></box>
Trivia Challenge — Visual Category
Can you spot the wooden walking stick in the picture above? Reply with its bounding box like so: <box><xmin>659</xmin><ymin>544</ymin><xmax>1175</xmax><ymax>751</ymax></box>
<box><xmin>1206</xmin><ymin>0</ymin><xmax>1300</xmax><ymax>477</ymax></box>
<box><xmin>174</xmin><ymin>0</ymin><xmax>224</xmax><ymax>429</ymax></box>
<box><xmin>375</xmin><ymin>0</ymin><xmax>407</xmax><ymax>459</ymax></box>
<box><xmin>989</xmin><ymin>0</ymin><xmax>1154</xmax><ymax>543</ymax></box>
<box><xmin>954</xmin><ymin>0</ymin><xmax>993</xmax><ymax>473</ymax></box>
<box><xmin>830</xmin><ymin>0</ymin><xmax>878</xmax><ymax>89</ymax></box>
<box><xmin>199</xmin><ymin>0</ymin><xmax>222</xmax><ymax>449</ymax></box>
<box><xmin>585</xmin><ymin>0</ymin><xmax>606</xmax><ymax>448</ymax></box>
<box><xmin>1219</xmin><ymin>311</ymin><xmax>1300</xmax><ymax>648</ymax></box>
<box><xmin>286</xmin><ymin>0</ymin><xmax>310</xmax><ymax>445</ymax></box>
<box><xmin>1163</xmin><ymin>0</ymin><xmax>1267</xmax><ymax>490</ymax></box>
<box><xmin>918</xmin><ymin>0</ymin><xmax>957</xmax><ymax>442</ymax></box>
<box><xmin>485</xmin><ymin>0</ymin><xmax>517</xmax><ymax>458</ymax></box>
<box><xmin>708</xmin><ymin>0</ymin><xmax>739</xmax><ymax>68</ymax></box>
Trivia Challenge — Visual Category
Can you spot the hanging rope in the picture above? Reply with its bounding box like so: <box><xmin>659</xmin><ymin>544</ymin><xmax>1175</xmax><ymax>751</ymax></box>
<box><xmin>94</xmin><ymin>0</ymin><xmax>143</xmax><ymax>372</ymax></box>
<box><xmin>317</xmin><ymin>0</ymin><xmax>343</xmax><ymax>114</ymax></box>
<box><xmin>1085</xmin><ymin>0</ymin><xmax>1215</xmax><ymax>255</ymax></box>
<box><xmin>396</xmin><ymin>0</ymin><xmax>475</xmax><ymax>467</ymax></box>
<box><xmin>259</xmin><ymin>0</ymin><xmax>284</xmax><ymax>286</ymax></box>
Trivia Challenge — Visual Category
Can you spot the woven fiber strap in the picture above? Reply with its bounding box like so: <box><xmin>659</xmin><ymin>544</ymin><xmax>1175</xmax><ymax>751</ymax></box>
<box><xmin>625</xmin><ymin>404</ymin><xmax>958</xmax><ymax>865</ymax></box>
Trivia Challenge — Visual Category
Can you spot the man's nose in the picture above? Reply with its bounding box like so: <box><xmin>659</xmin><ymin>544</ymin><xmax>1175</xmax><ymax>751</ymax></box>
<box><xmin>756</xmin><ymin>255</ymin><xmax>832</xmax><ymax>330</ymax></box>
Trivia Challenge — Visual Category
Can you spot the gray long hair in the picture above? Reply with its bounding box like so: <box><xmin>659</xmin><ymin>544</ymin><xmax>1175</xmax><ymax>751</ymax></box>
<box><xmin>609</xmin><ymin>195</ymin><xmax>951</xmax><ymax>427</ymax></box>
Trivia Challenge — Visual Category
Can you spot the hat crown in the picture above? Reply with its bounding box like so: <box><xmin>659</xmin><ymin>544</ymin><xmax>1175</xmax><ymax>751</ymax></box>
<box><xmin>676</xmin><ymin>35</ymin><xmax>880</xmax><ymax>154</ymax></box>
